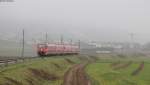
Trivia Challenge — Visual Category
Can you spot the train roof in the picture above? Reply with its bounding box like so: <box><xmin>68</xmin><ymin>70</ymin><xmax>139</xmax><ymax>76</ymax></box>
<box><xmin>37</xmin><ymin>43</ymin><xmax>78</xmax><ymax>46</ymax></box>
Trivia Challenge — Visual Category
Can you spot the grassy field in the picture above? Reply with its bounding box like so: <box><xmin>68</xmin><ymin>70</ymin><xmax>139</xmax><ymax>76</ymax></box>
<box><xmin>0</xmin><ymin>55</ymin><xmax>81</xmax><ymax>85</ymax></box>
<box><xmin>1</xmin><ymin>54</ymin><xmax>150</xmax><ymax>85</ymax></box>
<box><xmin>86</xmin><ymin>54</ymin><xmax>150</xmax><ymax>85</ymax></box>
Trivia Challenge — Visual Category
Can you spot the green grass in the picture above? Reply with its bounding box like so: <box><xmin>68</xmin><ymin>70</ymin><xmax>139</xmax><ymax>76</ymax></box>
<box><xmin>0</xmin><ymin>55</ymin><xmax>81</xmax><ymax>85</ymax></box>
<box><xmin>86</xmin><ymin>57</ymin><xmax>150</xmax><ymax>85</ymax></box>
<box><xmin>1</xmin><ymin>54</ymin><xmax>150</xmax><ymax>85</ymax></box>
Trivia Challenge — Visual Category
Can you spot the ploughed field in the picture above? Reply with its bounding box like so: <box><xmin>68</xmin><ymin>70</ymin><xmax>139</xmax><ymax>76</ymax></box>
<box><xmin>86</xmin><ymin>54</ymin><xmax>150</xmax><ymax>85</ymax></box>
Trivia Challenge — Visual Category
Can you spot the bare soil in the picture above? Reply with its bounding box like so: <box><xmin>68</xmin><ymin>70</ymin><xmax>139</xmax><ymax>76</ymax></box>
<box><xmin>113</xmin><ymin>61</ymin><xmax>132</xmax><ymax>70</ymax></box>
<box><xmin>62</xmin><ymin>63</ymin><xmax>91</xmax><ymax>85</ymax></box>
<box><xmin>131</xmin><ymin>62</ymin><xmax>144</xmax><ymax>76</ymax></box>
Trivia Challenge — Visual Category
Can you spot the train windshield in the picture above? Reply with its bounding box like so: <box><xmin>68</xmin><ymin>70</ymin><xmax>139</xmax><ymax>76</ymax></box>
<box><xmin>38</xmin><ymin>44</ymin><xmax>47</xmax><ymax>48</ymax></box>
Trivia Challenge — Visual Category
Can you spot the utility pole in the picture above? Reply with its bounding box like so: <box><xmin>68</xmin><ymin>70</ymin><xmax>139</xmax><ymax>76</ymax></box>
<box><xmin>129</xmin><ymin>33</ymin><xmax>134</xmax><ymax>49</ymax></box>
<box><xmin>60</xmin><ymin>35</ymin><xmax>63</xmax><ymax>44</ymax></box>
<box><xmin>70</xmin><ymin>39</ymin><xmax>72</xmax><ymax>52</ymax></box>
<box><xmin>129</xmin><ymin>33</ymin><xmax>137</xmax><ymax>54</ymax></box>
<box><xmin>21</xmin><ymin>29</ymin><xmax>25</xmax><ymax>58</ymax></box>
<box><xmin>70</xmin><ymin>39</ymin><xmax>72</xmax><ymax>45</ymax></box>
<box><xmin>45</xmin><ymin>32</ymin><xmax>48</xmax><ymax>43</ymax></box>
<box><xmin>78</xmin><ymin>40</ymin><xmax>80</xmax><ymax>50</ymax></box>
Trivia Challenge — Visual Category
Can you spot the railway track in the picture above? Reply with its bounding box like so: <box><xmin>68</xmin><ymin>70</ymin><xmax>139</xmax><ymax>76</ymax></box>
<box><xmin>0</xmin><ymin>56</ymin><xmax>38</xmax><ymax>67</ymax></box>
<box><xmin>63</xmin><ymin>63</ymin><xmax>91</xmax><ymax>85</ymax></box>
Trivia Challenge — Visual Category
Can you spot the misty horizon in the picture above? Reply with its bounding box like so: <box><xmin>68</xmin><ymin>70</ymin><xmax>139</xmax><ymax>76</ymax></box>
<box><xmin>0</xmin><ymin>0</ymin><xmax>150</xmax><ymax>44</ymax></box>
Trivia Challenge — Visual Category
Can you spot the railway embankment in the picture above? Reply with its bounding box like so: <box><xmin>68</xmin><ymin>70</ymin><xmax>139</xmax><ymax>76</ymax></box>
<box><xmin>0</xmin><ymin>55</ymin><xmax>81</xmax><ymax>85</ymax></box>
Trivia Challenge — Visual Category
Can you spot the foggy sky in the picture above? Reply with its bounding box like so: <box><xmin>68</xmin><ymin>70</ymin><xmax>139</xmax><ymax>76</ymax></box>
<box><xmin>0</xmin><ymin>0</ymin><xmax>150</xmax><ymax>44</ymax></box>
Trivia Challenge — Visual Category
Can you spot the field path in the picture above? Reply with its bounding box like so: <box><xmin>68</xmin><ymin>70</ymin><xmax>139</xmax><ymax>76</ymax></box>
<box><xmin>62</xmin><ymin>63</ymin><xmax>91</xmax><ymax>85</ymax></box>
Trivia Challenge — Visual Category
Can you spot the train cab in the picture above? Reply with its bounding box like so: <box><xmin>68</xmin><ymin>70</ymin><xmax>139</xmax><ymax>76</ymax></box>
<box><xmin>37</xmin><ymin>44</ymin><xmax>48</xmax><ymax>56</ymax></box>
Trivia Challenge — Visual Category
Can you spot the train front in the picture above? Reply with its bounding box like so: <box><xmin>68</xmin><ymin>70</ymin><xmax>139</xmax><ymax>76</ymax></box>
<box><xmin>37</xmin><ymin>44</ymin><xmax>48</xmax><ymax>56</ymax></box>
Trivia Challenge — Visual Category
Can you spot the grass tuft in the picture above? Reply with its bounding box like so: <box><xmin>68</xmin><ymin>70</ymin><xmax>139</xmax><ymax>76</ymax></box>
<box><xmin>51</xmin><ymin>62</ymin><xmax>61</xmax><ymax>69</ymax></box>
<box><xmin>2</xmin><ymin>77</ymin><xmax>23</xmax><ymax>85</ymax></box>
<box><xmin>64</xmin><ymin>58</ymin><xmax>75</xmax><ymax>64</ymax></box>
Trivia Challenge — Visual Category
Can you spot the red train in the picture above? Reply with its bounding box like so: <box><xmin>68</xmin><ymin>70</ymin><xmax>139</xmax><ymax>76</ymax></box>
<box><xmin>37</xmin><ymin>43</ymin><xmax>80</xmax><ymax>56</ymax></box>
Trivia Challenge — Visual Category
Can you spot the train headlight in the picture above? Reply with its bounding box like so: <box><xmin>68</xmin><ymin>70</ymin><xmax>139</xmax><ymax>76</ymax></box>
<box><xmin>40</xmin><ymin>48</ymin><xmax>43</xmax><ymax>51</ymax></box>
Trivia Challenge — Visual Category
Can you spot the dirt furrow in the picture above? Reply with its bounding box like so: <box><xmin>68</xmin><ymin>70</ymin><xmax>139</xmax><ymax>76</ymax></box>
<box><xmin>62</xmin><ymin>63</ymin><xmax>91</xmax><ymax>85</ymax></box>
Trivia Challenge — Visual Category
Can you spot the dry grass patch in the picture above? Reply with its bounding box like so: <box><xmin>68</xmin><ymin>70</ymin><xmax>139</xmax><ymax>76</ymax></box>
<box><xmin>113</xmin><ymin>61</ymin><xmax>132</xmax><ymax>70</ymax></box>
<box><xmin>131</xmin><ymin>62</ymin><xmax>144</xmax><ymax>76</ymax></box>
<box><xmin>27</xmin><ymin>68</ymin><xmax>60</xmax><ymax>81</ymax></box>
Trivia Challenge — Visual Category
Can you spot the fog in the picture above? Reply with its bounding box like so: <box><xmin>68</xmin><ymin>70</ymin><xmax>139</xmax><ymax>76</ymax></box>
<box><xmin>0</xmin><ymin>0</ymin><xmax>150</xmax><ymax>43</ymax></box>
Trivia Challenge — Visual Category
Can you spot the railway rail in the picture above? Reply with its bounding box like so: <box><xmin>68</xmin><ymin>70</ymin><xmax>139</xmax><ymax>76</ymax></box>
<box><xmin>0</xmin><ymin>56</ymin><xmax>38</xmax><ymax>67</ymax></box>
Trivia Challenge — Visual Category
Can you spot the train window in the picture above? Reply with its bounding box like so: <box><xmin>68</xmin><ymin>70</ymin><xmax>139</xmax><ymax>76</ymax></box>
<box><xmin>38</xmin><ymin>44</ymin><xmax>46</xmax><ymax>48</ymax></box>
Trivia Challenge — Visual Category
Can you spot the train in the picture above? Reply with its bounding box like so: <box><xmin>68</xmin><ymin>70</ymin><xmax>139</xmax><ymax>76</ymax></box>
<box><xmin>37</xmin><ymin>43</ymin><xmax>80</xmax><ymax>56</ymax></box>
